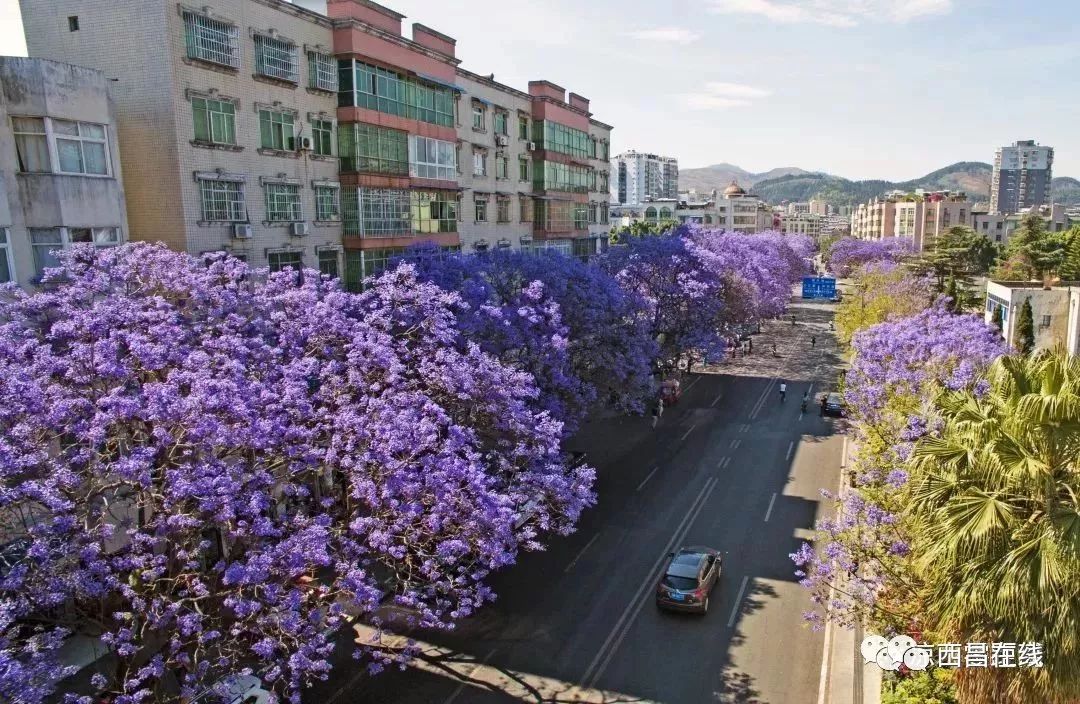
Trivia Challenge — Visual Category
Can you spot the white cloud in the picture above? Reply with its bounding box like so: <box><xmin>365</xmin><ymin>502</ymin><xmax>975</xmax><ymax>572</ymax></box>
<box><xmin>707</xmin><ymin>0</ymin><xmax>952</xmax><ymax>27</ymax></box>
<box><xmin>679</xmin><ymin>81</ymin><xmax>771</xmax><ymax>110</ymax></box>
<box><xmin>623</xmin><ymin>27</ymin><xmax>703</xmax><ymax>42</ymax></box>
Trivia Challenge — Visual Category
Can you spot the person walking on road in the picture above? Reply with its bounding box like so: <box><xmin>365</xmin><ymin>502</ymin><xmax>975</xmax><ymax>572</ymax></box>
<box><xmin>820</xmin><ymin>394</ymin><xmax>828</xmax><ymax>416</ymax></box>
<box><xmin>791</xmin><ymin>314</ymin><xmax>796</xmax><ymax>326</ymax></box>
<box><xmin>748</xmin><ymin>338</ymin><xmax>753</xmax><ymax>353</ymax></box>
<box><xmin>652</xmin><ymin>397</ymin><xmax>664</xmax><ymax>428</ymax></box>
<box><xmin>771</xmin><ymin>342</ymin><xmax>778</xmax><ymax>357</ymax></box>
<box><xmin>811</xmin><ymin>335</ymin><xmax>817</xmax><ymax>348</ymax></box>
<box><xmin>779</xmin><ymin>381</ymin><xmax>787</xmax><ymax>403</ymax></box>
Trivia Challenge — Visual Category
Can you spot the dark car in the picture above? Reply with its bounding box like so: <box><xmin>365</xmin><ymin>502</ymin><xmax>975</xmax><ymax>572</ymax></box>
<box><xmin>822</xmin><ymin>392</ymin><xmax>846</xmax><ymax>417</ymax></box>
<box><xmin>830</xmin><ymin>291</ymin><xmax>843</xmax><ymax>303</ymax></box>
<box><xmin>655</xmin><ymin>546</ymin><xmax>721</xmax><ymax>614</ymax></box>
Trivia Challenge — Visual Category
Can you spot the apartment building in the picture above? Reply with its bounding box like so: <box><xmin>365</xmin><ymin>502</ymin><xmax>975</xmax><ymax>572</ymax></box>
<box><xmin>850</xmin><ymin>191</ymin><xmax>972</xmax><ymax>251</ymax></box>
<box><xmin>20</xmin><ymin>0</ymin><xmax>613</xmax><ymax>289</ymax></box>
<box><xmin>610</xmin><ymin>150</ymin><xmax>678</xmax><ymax>205</ymax></box>
<box><xmin>991</xmin><ymin>140</ymin><xmax>1054</xmax><ymax>215</ymax></box>
<box><xmin>610</xmin><ymin>181</ymin><xmax>772</xmax><ymax>233</ymax></box>
<box><xmin>1</xmin><ymin>56</ymin><xmax>128</xmax><ymax>288</ymax></box>
<box><xmin>985</xmin><ymin>280</ymin><xmax>1080</xmax><ymax>356</ymax></box>
<box><xmin>972</xmin><ymin>203</ymin><xmax>1076</xmax><ymax>245</ymax></box>
<box><xmin>780</xmin><ymin>213</ymin><xmax>821</xmax><ymax>237</ymax></box>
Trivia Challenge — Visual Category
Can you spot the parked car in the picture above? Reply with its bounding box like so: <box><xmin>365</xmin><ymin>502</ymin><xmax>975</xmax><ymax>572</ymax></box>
<box><xmin>189</xmin><ymin>675</ymin><xmax>276</xmax><ymax>704</ymax></box>
<box><xmin>655</xmin><ymin>546</ymin><xmax>721</xmax><ymax>614</ymax></box>
<box><xmin>830</xmin><ymin>291</ymin><xmax>843</xmax><ymax>303</ymax></box>
<box><xmin>821</xmin><ymin>392</ymin><xmax>846</xmax><ymax>417</ymax></box>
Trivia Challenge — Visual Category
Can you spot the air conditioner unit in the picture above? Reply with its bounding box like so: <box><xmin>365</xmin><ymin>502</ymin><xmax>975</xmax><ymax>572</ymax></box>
<box><xmin>290</xmin><ymin>222</ymin><xmax>310</xmax><ymax>237</ymax></box>
<box><xmin>496</xmin><ymin>135</ymin><xmax>509</xmax><ymax>147</ymax></box>
<box><xmin>526</xmin><ymin>141</ymin><xmax>536</xmax><ymax>151</ymax></box>
<box><xmin>232</xmin><ymin>224</ymin><xmax>253</xmax><ymax>239</ymax></box>
<box><xmin>297</xmin><ymin>137</ymin><xmax>312</xmax><ymax>151</ymax></box>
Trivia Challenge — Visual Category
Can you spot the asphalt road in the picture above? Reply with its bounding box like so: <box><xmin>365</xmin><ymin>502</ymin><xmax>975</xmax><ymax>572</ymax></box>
<box><xmin>305</xmin><ymin>298</ymin><xmax>846</xmax><ymax>704</ymax></box>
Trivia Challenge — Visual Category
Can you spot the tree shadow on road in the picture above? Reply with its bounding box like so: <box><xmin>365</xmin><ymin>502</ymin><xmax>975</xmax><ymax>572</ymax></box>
<box><xmin>712</xmin><ymin>666</ymin><xmax>768</xmax><ymax>703</ymax></box>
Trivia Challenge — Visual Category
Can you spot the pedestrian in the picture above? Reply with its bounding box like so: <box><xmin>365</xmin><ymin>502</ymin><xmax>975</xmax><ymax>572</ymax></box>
<box><xmin>748</xmin><ymin>338</ymin><xmax>753</xmax><ymax>353</ymax></box>
<box><xmin>772</xmin><ymin>342</ymin><xmax>778</xmax><ymax>357</ymax></box>
<box><xmin>651</xmin><ymin>399</ymin><xmax>662</xmax><ymax>428</ymax></box>
<box><xmin>779</xmin><ymin>381</ymin><xmax>787</xmax><ymax>403</ymax></box>
<box><xmin>820</xmin><ymin>394</ymin><xmax>827</xmax><ymax>417</ymax></box>
<box><xmin>791</xmin><ymin>314</ymin><xmax>796</xmax><ymax>326</ymax></box>
<box><xmin>829</xmin><ymin>321</ymin><xmax>834</xmax><ymax>331</ymax></box>
<box><xmin>811</xmin><ymin>335</ymin><xmax>816</xmax><ymax>348</ymax></box>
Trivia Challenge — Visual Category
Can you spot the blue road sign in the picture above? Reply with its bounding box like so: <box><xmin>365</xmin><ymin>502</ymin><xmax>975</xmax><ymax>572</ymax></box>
<box><xmin>802</xmin><ymin>277</ymin><xmax>837</xmax><ymax>299</ymax></box>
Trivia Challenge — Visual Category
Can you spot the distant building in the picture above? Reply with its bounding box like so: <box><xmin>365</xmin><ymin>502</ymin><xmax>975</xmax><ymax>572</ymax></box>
<box><xmin>1</xmin><ymin>56</ymin><xmax>129</xmax><ymax>288</ymax></box>
<box><xmin>985</xmin><ymin>280</ymin><xmax>1080</xmax><ymax>356</ymax></box>
<box><xmin>610</xmin><ymin>150</ymin><xmax>678</xmax><ymax>205</ymax></box>
<box><xmin>850</xmin><ymin>190</ymin><xmax>973</xmax><ymax>251</ymax></box>
<box><xmin>808</xmin><ymin>199</ymin><xmax>829</xmax><ymax>216</ymax></box>
<box><xmin>780</xmin><ymin>213</ymin><xmax>821</xmax><ymax>237</ymax></box>
<box><xmin>991</xmin><ymin>140</ymin><xmax>1054</xmax><ymax>215</ymax></box>
<box><xmin>972</xmin><ymin>204</ymin><xmax>1077</xmax><ymax>246</ymax></box>
<box><xmin>611</xmin><ymin>181</ymin><xmax>770</xmax><ymax>232</ymax></box>
<box><xmin>787</xmin><ymin>202</ymin><xmax>811</xmax><ymax>215</ymax></box>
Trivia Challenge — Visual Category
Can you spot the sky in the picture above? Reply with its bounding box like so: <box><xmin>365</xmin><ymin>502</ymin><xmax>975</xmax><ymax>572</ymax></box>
<box><xmin>2</xmin><ymin>0</ymin><xmax>1077</xmax><ymax>180</ymax></box>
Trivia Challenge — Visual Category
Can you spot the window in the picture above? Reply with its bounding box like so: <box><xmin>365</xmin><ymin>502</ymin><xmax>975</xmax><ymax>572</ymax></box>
<box><xmin>311</xmin><ymin>119</ymin><xmax>333</xmax><ymax>156</ymax></box>
<box><xmin>518</xmin><ymin>115</ymin><xmax>529</xmax><ymax>140</ymax></box>
<box><xmin>199</xmin><ymin>178</ymin><xmax>246</xmax><ymax>221</ymax></box>
<box><xmin>588</xmin><ymin>138</ymin><xmax>597</xmax><ymax>159</ymax></box>
<box><xmin>589</xmin><ymin>203</ymin><xmax>598</xmax><ymax>224</ymax></box>
<box><xmin>268</xmin><ymin>250</ymin><xmax>303</xmax><ymax>273</ymax></box>
<box><xmin>520</xmin><ymin>197</ymin><xmax>533</xmax><ymax>223</ymax></box>
<box><xmin>192</xmin><ymin>97</ymin><xmax>236</xmax><ymax>145</ymax></box>
<box><xmin>339</xmin><ymin>59</ymin><xmax>454</xmax><ymax>127</ymax></box>
<box><xmin>574</xmin><ymin>203</ymin><xmax>589</xmax><ymax>230</ymax></box>
<box><xmin>534</xmin><ymin>161</ymin><xmax>591</xmax><ymax>193</ymax></box>
<box><xmin>318</xmin><ymin>249</ymin><xmax>340</xmax><ymax>278</ymax></box>
<box><xmin>472</xmin><ymin>104</ymin><xmax>485</xmax><ymax>130</ymax></box>
<box><xmin>473</xmin><ymin>150</ymin><xmax>486</xmax><ymax>177</ymax></box>
<box><xmin>307</xmin><ymin>51</ymin><xmax>338</xmax><ymax>92</ymax></box>
<box><xmin>411</xmin><ymin>191</ymin><xmax>458</xmax><ymax>233</ymax></box>
<box><xmin>254</xmin><ymin>34</ymin><xmax>299</xmax><ymax>83</ymax></box>
<box><xmin>30</xmin><ymin>227</ymin><xmax>120</xmax><ymax>279</ymax></box>
<box><xmin>259</xmin><ymin>109</ymin><xmax>295</xmax><ymax>151</ymax></box>
<box><xmin>342</xmin><ymin>188</ymin><xmax>411</xmax><ymax>237</ymax></box>
<box><xmin>535</xmin><ymin>200</ymin><xmax>579</xmax><ymax>232</ymax></box>
<box><xmin>338</xmin><ymin>123</ymin><xmax>408</xmax><ymax>175</ymax></box>
<box><xmin>494</xmin><ymin>111</ymin><xmax>508</xmax><ymax>136</ymax></box>
<box><xmin>54</xmin><ymin>120</ymin><xmax>109</xmax><ymax>175</ymax></box>
<box><xmin>0</xmin><ymin>229</ymin><xmax>12</xmax><ymax>283</ymax></box>
<box><xmin>497</xmin><ymin>198</ymin><xmax>510</xmax><ymax>223</ymax></box>
<box><xmin>315</xmin><ymin>186</ymin><xmax>340</xmax><ymax>221</ymax></box>
<box><xmin>1041</xmin><ymin>315</ymin><xmax>1052</xmax><ymax>328</ymax></box>
<box><xmin>264</xmin><ymin>183</ymin><xmax>302</xmax><ymax>222</ymax></box>
<box><xmin>409</xmin><ymin>136</ymin><xmax>456</xmax><ymax>181</ymax></box>
<box><xmin>533</xmin><ymin>120</ymin><xmax>589</xmax><ymax>159</ymax></box>
<box><xmin>68</xmin><ymin>16</ymin><xmax>79</xmax><ymax>31</ymax></box>
<box><xmin>13</xmin><ymin>117</ymin><xmax>49</xmax><ymax>172</ymax></box>
<box><xmin>183</xmin><ymin>11</ymin><xmax>239</xmax><ymax>68</ymax></box>
<box><xmin>496</xmin><ymin>156</ymin><xmax>508</xmax><ymax>180</ymax></box>
<box><xmin>519</xmin><ymin>157</ymin><xmax>529</xmax><ymax>182</ymax></box>
<box><xmin>474</xmin><ymin>198</ymin><xmax>487</xmax><ymax>222</ymax></box>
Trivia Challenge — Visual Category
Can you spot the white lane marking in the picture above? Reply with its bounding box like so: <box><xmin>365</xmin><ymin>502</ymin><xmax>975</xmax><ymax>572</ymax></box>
<box><xmin>716</xmin><ymin>456</ymin><xmax>731</xmax><ymax>469</ymax></box>
<box><xmin>636</xmin><ymin>466</ymin><xmax>660</xmax><ymax>492</ymax></box>
<box><xmin>749</xmin><ymin>378</ymin><xmax>778</xmax><ymax>420</ymax></box>
<box><xmin>798</xmin><ymin>411</ymin><xmax>804</xmax><ymax>421</ymax></box>
<box><xmin>786</xmin><ymin>441</ymin><xmax>794</xmax><ymax>461</ymax></box>
<box><xmin>443</xmin><ymin>648</ymin><xmax>499</xmax><ymax>704</ymax></box>
<box><xmin>729</xmin><ymin>438</ymin><xmax>741</xmax><ymax>449</ymax></box>
<box><xmin>841</xmin><ymin>435</ymin><xmax>849</xmax><ymax>468</ymax></box>
<box><xmin>711</xmin><ymin>392</ymin><xmax>724</xmax><ymax>407</ymax></box>
<box><xmin>565</xmin><ymin>533</ymin><xmax>601</xmax><ymax>573</ymax></box>
<box><xmin>817</xmin><ymin>584</ymin><xmax>837</xmax><ymax>704</ymax></box>
<box><xmin>580</xmin><ymin>478</ymin><xmax>718</xmax><ymax>688</ymax></box>
<box><xmin>679</xmin><ymin>424</ymin><xmax>697</xmax><ymax>442</ymax></box>
<box><xmin>764</xmin><ymin>493</ymin><xmax>777</xmax><ymax>522</ymax></box>
<box><xmin>726</xmin><ymin>575</ymin><xmax>750</xmax><ymax>628</ymax></box>
<box><xmin>683</xmin><ymin>375</ymin><xmax>702</xmax><ymax>393</ymax></box>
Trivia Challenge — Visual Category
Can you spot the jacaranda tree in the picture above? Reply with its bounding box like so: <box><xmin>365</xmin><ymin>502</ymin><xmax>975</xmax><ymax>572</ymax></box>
<box><xmin>402</xmin><ymin>245</ymin><xmax>657</xmax><ymax>434</ymax></box>
<box><xmin>825</xmin><ymin>237</ymin><xmax>913</xmax><ymax>278</ymax></box>
<box><xmin>0</xmin><ymin>244</ymin><xmax>594</xmax><ymax>704</ymax></box>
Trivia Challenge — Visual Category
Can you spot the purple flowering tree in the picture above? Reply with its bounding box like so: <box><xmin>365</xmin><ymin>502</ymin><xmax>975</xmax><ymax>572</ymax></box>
<box><xmin>401</xmin><ymin>246</ymin><xmax>657</xmax><ymax>432</ymax></box>
<box><xmin>825</xmin><ymin>237</ymin><xmax>912</xmax><ymax>278</ymax></box>
<box><xmin>791</xmin><ymin>302</ymin><xmax>1007</xmax><ymax>631</ymax></box>
<box><xmin>0</xmin><ymin>244</ymin><xmax>594</xmax><ymax>703</ymax></box>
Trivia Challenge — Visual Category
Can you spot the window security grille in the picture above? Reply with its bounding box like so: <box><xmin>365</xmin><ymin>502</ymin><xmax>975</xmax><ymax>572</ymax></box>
<box><xmin>200</xmin><ymin>180</ymin><xmax>246</xmax><ymax>221</ymax></box>
<box><xmin>255</xmin><ymin>34</ymin><xmax>298</xmax><ymax>83</ymax></box>
<box><xmin>308</xmin><ymin>51</ymin><xmax>338</xmax><ymax>91</ymax></box>
<box><xmin>184</xmin><ymin>12</ymin><xmax>240</xmax><ymax>68</ymax></box>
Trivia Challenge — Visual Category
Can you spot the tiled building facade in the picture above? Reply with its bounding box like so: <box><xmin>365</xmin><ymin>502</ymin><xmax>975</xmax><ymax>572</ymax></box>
<box><xmin>19</xmin><ymin>0</ymin><xmax>612</xmax><ymax>289</ymax></box>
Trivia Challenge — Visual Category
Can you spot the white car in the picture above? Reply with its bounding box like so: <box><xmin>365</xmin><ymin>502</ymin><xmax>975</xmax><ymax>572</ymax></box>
<box><xmin>190</xmin><ymin>675</ymin><xmax>276</xmax><ymax>704</ymax></box>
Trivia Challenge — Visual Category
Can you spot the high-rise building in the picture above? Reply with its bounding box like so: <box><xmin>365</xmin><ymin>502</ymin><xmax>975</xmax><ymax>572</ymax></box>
<box><xmin>19</xmin><ymin>0</ymin><xmax>612</xmax><ymax>290</ymax></box>
<box><xmin>1</xmin><ymin>56</ymin><xmax>129</xmax><ymax>288</ymax></box>
<box><xmin>991</xmin><ymin>140</ymin><xmax>1054</xmax><ymax>215</ymax></box>
<box><xmin>850</xmin><ymin>191</ymin><xmax>973</xmax><ymax>251</ymax></box>
<box><xmin>609</xmin><ymin>151</ymin><xmax>678</xmax><ymax>205</ymax></box>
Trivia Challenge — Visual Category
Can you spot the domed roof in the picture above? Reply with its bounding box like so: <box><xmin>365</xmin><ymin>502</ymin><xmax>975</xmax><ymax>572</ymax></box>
<box><xmin>723</xmin><ymin>180</ymin><xmax>746</xmax><ymax>197</ymax></box>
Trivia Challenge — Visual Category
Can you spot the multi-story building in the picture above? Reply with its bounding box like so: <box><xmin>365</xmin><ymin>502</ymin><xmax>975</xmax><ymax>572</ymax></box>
<box><xmin>610</xmin><ymin>150</ymin><xmax>678</xmax><ymax>205</ymax></box>
<box><xmin>610</xmin><ymin>181</ymin><xmax>771</xmax><ymax>233</ymax></box>
<box><xmin>985</xmin><ymin>280</ymin><xmax>1080</xmax><ymax>356</ymax></box>
<box><xmin>780</xmin><ymin>213</ymin><xmax>822</xmax><ymax>237</ymax></box>
<box><xmin>850</xmin><ymin>191</ymin><xmax>973</xmax><ymax>251</ymax></box>
<box><xmin>1</xmin><ymin>56</ymin><xmax>129</xmax><ymax>288</ymax></box>
<box><xmin>972</xmin><ymin>203</ymin><xmax>1076</xmax><ymax>245</ymax></box>
<box><xmin>19</xmin><ymin>0</ymin><xmax>612</xmax><ymax>290</ymax></box>
<box><xmin>991</xmin><ymin>140</ymin><xmax>1054</xmax><ymax>215</ymax></box>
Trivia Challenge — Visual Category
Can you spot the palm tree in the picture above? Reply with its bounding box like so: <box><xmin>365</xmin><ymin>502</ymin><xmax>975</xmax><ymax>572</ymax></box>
<box><xmin>908</xmin><ymin>351</ymin><xmax>1080</xmax><ymax>703</ymax></box>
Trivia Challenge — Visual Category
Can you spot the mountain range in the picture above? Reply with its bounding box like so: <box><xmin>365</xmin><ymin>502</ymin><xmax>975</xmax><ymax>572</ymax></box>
<box><xmin>678</xmin><ymin>162</ymin><xmax>1080</xmax><ymax>208</ymax></box>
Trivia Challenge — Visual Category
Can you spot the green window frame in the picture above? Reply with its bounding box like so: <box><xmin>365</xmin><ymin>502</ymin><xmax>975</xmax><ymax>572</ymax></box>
<box><xmin>314</xmin><ymin>185</ymin><xmax>340</xmax><ymax>221</ymax></box>
<box><xmin>259</xmin><ymin>109</ymin><xmax>295</xmax><ymax>150</ymax></box>
<box><xmin>192</xmin><ymin>97</ymin><xmax>236</xmax><ymax>145</ymax></box>
<box><xmin>518</xmin><ymin>115</ymin><xmax>529</xmax><ymax>140</ymax></box>
<box><xmin>318</xmin><ymin>248</ymin><xmax>340</xmax><ymax>278</ymax></box>
<box><xmin>312</xmin><ymin>119</ymin><xmax>333</xmax><ymax>156</ymax></box>
<box><xmin>494</xmin><ymin>111</ymin><xmax>508</xmax><ymax>136</ymax></box>
<box><xmin>411</xmin><ymin>191</ymin><xmax>458</xmax><ymax>234</ymax></box>
<box><xmin>533</xmin><ymin>120</ymin><xmax>590</xmax><ymax>159</ymax></box>
<box><xmin>268</xmin><ymin>250</ymin><xmax>303</xmax><ymax>273</ymax></box>
<box><xmin>519</xmin><ymin>157</ymin><xmax>529</xmax><ymax>182</ymax></box>
<box><xmin>338</xmin><ymin>122</ymin><xmax>408</xmax><ymax>175</ymax></box>
<box><xmin>338</xmin><ymin>59</ymin><xmax>454</xmax><ymax>127</ymax></box>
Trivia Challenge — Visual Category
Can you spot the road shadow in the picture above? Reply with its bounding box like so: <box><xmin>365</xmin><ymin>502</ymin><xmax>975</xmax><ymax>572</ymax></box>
<box><xmin>712</xmin><ymin>667</ymin><xmax>768</xmax><ymax>704</ymax></box>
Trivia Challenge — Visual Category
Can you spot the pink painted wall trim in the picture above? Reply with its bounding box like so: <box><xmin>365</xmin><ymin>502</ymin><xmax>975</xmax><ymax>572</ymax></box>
<box><xmin>568</xmin><ymin>93</ymin><xmax>590</xmax><ymax>112</ymax></box>
<box><xmin>412</xmin><ymin>24</ymin><xmax>456</xmax><ymax>58</ymax></box>
<box><xmin>334</xmin><ymin>27</ymin><xmax>456</xmax><ymax>80</ymax></box>
<box><xmin>528</xmin><ymin>81</ymin><xmax>565</xmax><ymax>101</ymax></box>
<box><xmin>336</xmin><ymin>108</ymin><xmax>457</xmax><ymax>141</ymax></box>
<box><xmin>327</xmin><ymin>0</ymin><xmax>402</xmax><ymax>36</ymax></box>
<box><xmin>531</xmin><ymin>100</ymin><xmax>589</xmax><ymax>131</ymax></box>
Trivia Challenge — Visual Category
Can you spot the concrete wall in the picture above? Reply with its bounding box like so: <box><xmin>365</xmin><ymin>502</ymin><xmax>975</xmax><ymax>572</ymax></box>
<box><xmin>986</xmin><ymin>282</ymin><xmax>1072</xmax><ymax>352</ymax></box>
<box><xmin>0</xmin><ymin>56</ymin><xmax>128</xmax><ymax>287</ymax></box>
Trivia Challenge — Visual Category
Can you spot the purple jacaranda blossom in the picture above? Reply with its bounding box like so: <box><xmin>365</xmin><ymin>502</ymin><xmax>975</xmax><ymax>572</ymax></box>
<box><xmin>0</xmin><ymin>244</ymin><xmax>595</xmax><ymax>703</ymax></box>
<box><xmin>825</xmin><ymin>237</ymin><xmax>912</xmax><ymax>278</ymax></box>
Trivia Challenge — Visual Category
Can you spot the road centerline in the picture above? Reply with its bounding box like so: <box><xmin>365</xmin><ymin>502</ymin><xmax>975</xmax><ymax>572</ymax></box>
<box><xmin>764</xmin><ymin>493</ymin><xmax>777</xmax><ymax>522</ymax></box>
<box><xmin>679</xmin><ymin>424</ymin><xmax>697</xmax><ymax>442</ymax></box>
<box><xmin>727</xmin><ymin>575</ymin><xmax>750</xmax><ymax>628</ymax></box>
<box><xmin>564</xmin><ymin>532</ymin><xmax>601</xmax><ymax>573</ymax></box>
<box><xmin>635</xmin><ymin>466</ymin><xmax>661</xmax><ymax>492</ymax></box>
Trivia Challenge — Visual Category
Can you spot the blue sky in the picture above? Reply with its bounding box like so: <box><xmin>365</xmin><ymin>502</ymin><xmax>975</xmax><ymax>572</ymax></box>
<box><xmin>2</xmin><ymin>0</ymin><xmax>1077</xmax><ymax>180</ymax></box>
